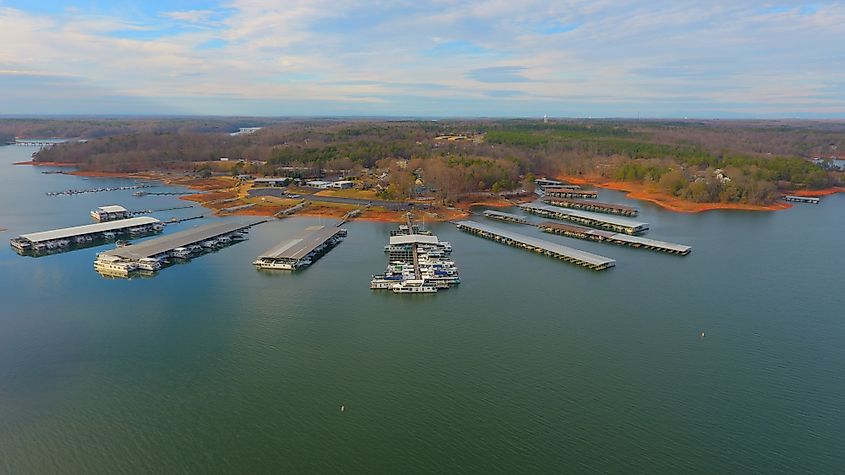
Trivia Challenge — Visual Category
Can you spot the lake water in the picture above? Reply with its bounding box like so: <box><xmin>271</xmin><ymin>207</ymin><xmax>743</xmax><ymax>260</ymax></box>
<box><xmin>1</xmin><ymin>145</ymin><xmax>843</xmax><ymax>473</ymax></box>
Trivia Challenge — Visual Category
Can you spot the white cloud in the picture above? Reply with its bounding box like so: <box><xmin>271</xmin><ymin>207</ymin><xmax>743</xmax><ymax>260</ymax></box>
<box><xmin>0</xmin><ymin>1</ymin><xmax>843</xmax><ymax>116</ymax></box>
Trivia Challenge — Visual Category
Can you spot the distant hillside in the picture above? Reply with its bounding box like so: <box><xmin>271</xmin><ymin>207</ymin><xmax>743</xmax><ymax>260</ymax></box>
<box><xmin>21</xmin><ymin>118</ymin><xmax>845</xmax><ymax>205</ymax></box>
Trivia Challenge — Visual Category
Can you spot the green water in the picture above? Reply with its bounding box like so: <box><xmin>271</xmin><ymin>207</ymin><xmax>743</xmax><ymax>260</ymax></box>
<box><xmin>1</xmin><ymin>145</ymin><xmax>843</xmax><ymax>473</ymax></box>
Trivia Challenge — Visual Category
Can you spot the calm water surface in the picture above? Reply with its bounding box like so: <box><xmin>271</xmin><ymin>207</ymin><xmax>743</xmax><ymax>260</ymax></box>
<box><xmin>1</xmin><ymin>145</ymin><xmax>843</xmax><ymax>473</ymax></box>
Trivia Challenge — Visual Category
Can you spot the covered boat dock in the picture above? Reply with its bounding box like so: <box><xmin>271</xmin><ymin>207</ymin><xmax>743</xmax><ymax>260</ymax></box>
<box><xmin>455</xmin><ymin>220</ymin><xmax>615</xmax><ymax>271</ymax></box>
<box><xmin>519</xmin><ymin>203</ymin><xmax>649</xmax><ymax>235</ymax></box>
<box><xmin>254</xmin><ymin>225</ymin><xmax>346</xmax><ymax>270</ymax></box>
<box><xmin>537</xmin><ymin>222</ymin><xmax>691</xmax><ymax>255</ymax></box>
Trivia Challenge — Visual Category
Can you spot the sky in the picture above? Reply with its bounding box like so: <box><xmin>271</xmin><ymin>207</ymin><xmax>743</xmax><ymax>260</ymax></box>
<box><xmin>0</xmin><ymin>1</ymin><xmax>843</xmax><ymax>118</ymax></box>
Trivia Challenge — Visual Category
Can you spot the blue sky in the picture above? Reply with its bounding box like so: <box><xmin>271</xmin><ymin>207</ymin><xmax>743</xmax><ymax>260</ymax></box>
<box><xmin>0</xmin><ymin>0</ymin><xmax>843</xmax><ymax>117</ymax></box>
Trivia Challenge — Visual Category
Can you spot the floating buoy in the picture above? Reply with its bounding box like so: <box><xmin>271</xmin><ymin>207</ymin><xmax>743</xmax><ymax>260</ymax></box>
<box><xmin>340</xmin><ymin>405</ymin><xmax>345</xmax><ymax>413</ymax></box>
<box><xmin>700</xmin><ymin>331</ymin><xmax>706</xmax><ymax>338</ymax></box>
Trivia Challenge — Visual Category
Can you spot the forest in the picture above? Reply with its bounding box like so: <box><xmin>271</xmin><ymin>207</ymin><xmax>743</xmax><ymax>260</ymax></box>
<box><xmin>21</xmin><ymin>118</ymin><xmax>845</xmax><ymax>205</ymax></box>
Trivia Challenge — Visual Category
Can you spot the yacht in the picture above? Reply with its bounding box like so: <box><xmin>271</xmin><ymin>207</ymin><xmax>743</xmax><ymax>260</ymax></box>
<box><xmin>137</xmin><ymin>257</ymin><xmax>161</xmax><ymax>272</ymax></box>
<box><xmin>391</xmin><ymin>280</ymin><xmax>437</xmax><ymax>294</ymax></box>
<box><xmin>171</xmin><ymin>247</ymin><xmax>191</xmax><ymax>259</ymax></box>
<box><xmin>252</xmin><ymin>258</ymin><xmax>299</xmax><ymax>270</ymax></box>
<box><xmin>94</xmin><ymin>254</ymin><xmax>138</xmax><ymax>277</ymax></box>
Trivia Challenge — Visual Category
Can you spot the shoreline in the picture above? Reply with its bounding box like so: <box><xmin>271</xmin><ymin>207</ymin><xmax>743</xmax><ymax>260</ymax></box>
<box><xmin>786</xmin><ymin>187</ymin><xmax>845</xmax><ymax>197</ymax></box>
<box><xmin>14</xmin><ymin>160</ymin><xmax>79</xmax><ymax>167</ymax></box>
<box><xmin>557</xmin><ymin>175</ymin><xmax>793</xmax><ymax>213</ymax></box>
<box><xmin>58</xmin><ymin>167</ymin><xmax>467</xmax><ymax>223</ymax></box>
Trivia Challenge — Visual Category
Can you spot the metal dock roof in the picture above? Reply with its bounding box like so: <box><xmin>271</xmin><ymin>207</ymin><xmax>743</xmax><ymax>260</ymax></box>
<box><xmin>538</xmin><ymin>221</ymin><xmax>691</xmax><ymax>254</ymax></box>
<box><xmin>259</xmin><ymin>225</ymin><xmax>344</xmax><ymax>260</ymax></box>
<box><xmin>520</xmin><ymin>203</ymin><xmax>648</xmax><ymax>229</ymax></box>
<box><xmin>455</xmin><ymin>220</ymin><xmax>615</xmax><ymax>268</ymax></box>
<box><xmin>543</xmin><ymin>198</ymin><xmax>637</xmax><ymax>213</ymax></box>
<box><xmin>483</xmin><ymin>210</ymin><xmax>528</xmax><ymax>223</ymax></box>
<box><xmin>389</xmin><ymin>234</ymin><xmax>440</xmax><ymax>245</ymax></box>
<box><xmin>18</xmin><ymin>217</ymin><xmax>160</xmax><ymax>243</ymax></box>
<box><xmin>94</xmin><ymin>205</ymin><xmax>128</xmax><ymax>213</ymax></box>
<box><xmin>104</xmin><ymin>220</ymin><xmax>259</xmax><ymax>260</ymax></box>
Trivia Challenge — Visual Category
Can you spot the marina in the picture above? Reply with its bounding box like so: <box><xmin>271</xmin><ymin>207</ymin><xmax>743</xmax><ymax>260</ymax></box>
<box><xmin>519</xmin><ymin>203</ymin><xmax>649</xmax><ymax>235</ymax></box>
<box><xmin>783</xmin><ymin>195</ymin><xmax>820</xmax><ymax>204</ymax></box>
<box><xmin>253</xmin><ymin>225</ymin><xmax>346</xmax><ymax>270</ymax></box>
<box><xmin>455</xmin><ymin>220</ymin><xmax>616</xmax><ymax>271</ymax></box>
<box><xmin>542</xmin><ymin>197</ymin><xmax>639</xmax><ymax>217</ymax></box>
<box><xmin>95</xmin><ymin>220</ymin><xmax>262</xmax><ymax>276</ymax></box>
<box><xmin>537</xmin><ymin>221</ymin><xmax>691</xmax><ymax>255</ymax></box>
<box><xmin>543</xmin><ymin>187</ymin><xmax>598</xmax><ymax>199</ymax></box>
<box><xmin>372</xmin><ymin>215</ymin><xmax>459</xmax><ymax>293</ymax></box>
<box><xmin>10</xmin><ymin>217</ymin><xmax>163</xmax><ymax>254</ymax></box>
<box><xmin>482</xmin><ymin>209</ymin><xmax>529</xmax><ymax>224</ymax></box>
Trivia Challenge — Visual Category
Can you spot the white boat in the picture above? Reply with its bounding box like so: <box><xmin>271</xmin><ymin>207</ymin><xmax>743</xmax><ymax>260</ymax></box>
<box><xmin>370</xmin><ymin>274</ymin><xmax>404</xmax><ymax>289</ymax></box>
<box><xmin>253</xmin><ymin>258</ymin><xmax>297</xmax><ymax>270</ymax></box>
<box><xmin>172</xmin><ymin>247</ymin><xmax>191</xmax><ymax>259</ymax></box>
<box><xmin>136</xmin><ymin>257</ymin><xmax>161</xmax><ymax>272</ymax></box>
<box><xmin>103</xmin><ymin>231</ymin><xmax>116</xmax><ymax>240</ymax></box>
<box><xmin>201</xmin><ymin>239</ymin><xmax>218</xmax><ymax>249</ymax></box>
<box><xmin>391</xmin><ymin>280</ymin><xmax>437</xmax><ymax>294</ymax></box>
<box><xmin>94</xmin><ymin>254</ymin><xmax>138</xmax><ymax>277</ymax></box>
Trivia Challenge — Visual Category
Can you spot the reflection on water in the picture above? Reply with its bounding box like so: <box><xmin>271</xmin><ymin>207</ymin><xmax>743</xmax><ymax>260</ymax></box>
<box><xmin>1</xmin><ymin>145</ymin><xmax>844</xmax><ymax>473</ymax></box>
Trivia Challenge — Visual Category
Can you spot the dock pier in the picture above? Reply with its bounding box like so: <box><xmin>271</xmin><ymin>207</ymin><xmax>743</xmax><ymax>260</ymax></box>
<box><xmin>95</xmin><ymin>220</ymin><xmax>263</xmax><ymax>277</ymax></box>
<box><xmin>542</xmin><ymin>197</ymin><xmax>639</xmax><ymax>217</ymax></box>
<box><xmin>455</xmin><ymin>220</ymin><xmax>615</xmax><ymax>271</ymax></box>
<box><xmin>535</xmin><ymin>178</ymin><xmax>581</xmax><ymax>190</ymax></box>
<box><xmin>783</xmin><ymin>195</ymin><xmax>820</xmax><ymax>204</ymax></box>
<box><xmin>10</xmin><ymin>217</ymin><xmax>163</xmax><ymax>255</ymax></box>
<box><xmin>520</xmin><ymin>203</ymin><xmax>649</xmax><ymax>235</ymax></box>
<box><xmin>253</xmin><ymin>225</ymin><xmax>346</xmax><ymax>270</ymax></box>
<box><xmin>543</xmin><ymin>187</ymin><xmax>597</xmax><ymax>199</ymax></box>
<box><xmin>537</xmin><ymin>222</ymin><xmax>691</xmax><ymax>255</ymax></box>
<box><xmin>482</xmin><ymin>210</ymin><xmax>528</xmax><ymax>224</ymax></box>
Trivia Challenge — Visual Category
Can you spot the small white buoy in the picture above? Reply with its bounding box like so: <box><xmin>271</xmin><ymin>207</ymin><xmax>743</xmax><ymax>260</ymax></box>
<box><xmin>340</xmin><ymin>405</ymin><xmax>345</xmax><ymax>413</ymax></box>
<box><xmin>700</xmin><ymin>331</ymin><xmax>706</xmax><ymax>338</ymax></box>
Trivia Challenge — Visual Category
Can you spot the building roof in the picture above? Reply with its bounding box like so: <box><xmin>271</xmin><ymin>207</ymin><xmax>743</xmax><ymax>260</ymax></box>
<box><xmin>95</xmin><ymin>205</ymin><xmax>128</xmax><ymax>213</ymax></box>
<box><xmin>389</xmin><ymin>234</ymin><xmax>440</xmax><ymax>245</ymax></box>
<box><xmin>259</xmin><ymin>225</ymin><xmax>344</xmax><ymax>260</ymax></box>
<box><xmin>455</xmin><ymin>220</ymin><xmax>615</xmax><ymax>267</ymax></box>
<box><xmin>19</xmin><ymin>217</ymin><xmax>160</xmax><ymax>243</ymax></box>
<box><xmin>103</xmin><ymin>220</ymin><xmax>260</xmax><ymax>260</ymax></box>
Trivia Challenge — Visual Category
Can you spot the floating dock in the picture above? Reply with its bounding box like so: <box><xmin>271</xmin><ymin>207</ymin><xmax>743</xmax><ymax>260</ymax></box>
<box><xmin>537</xmin><ymin>222</ymin><xmax>691</xmax><ymax>256</ymax></box>
<box><xmin>254</xmin><ymin>225</ymin><xmax>346</xmax><ymax>270</ymax></box>
<box><xmin>783</xmin><ymin>195</ymin><xmax>820</xmax><ymax>204</ymax></box>
<box><xmin>483</xmin><ymin>210</ymin><xmax>529</xmax><ymax>224</ymax></box>
<box><xmin>455</xmin><ymin>220</ymin><xmax>615</xmax><ymax>271</ymax></box>
<box><xmin>544</xmin><ymin>187</ymin><xmax>597</xmax><ymax>199</ymax></box>
<box><xmin>10</xmin><ymin>217</ymin><xmax>162</xmax><ymax>254</ymax></box>
<box><xmin>535</xmin><ymin>178</ymin><xmax>581</xmax><ymax>190</ymax></box>
<box><xmin>100</xmin><ymin>220</ymin><xmax>261</xmax><ymax>262</ymax></box>
<box><xmin>543</xmin><ymin>197</ymin><xmax>638</xmax><ymax>217</ymax></box>
<box><xmin>519</xmin><ymin>203</ymin><xmax>649</xmax><ymax>235</ymax></box>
